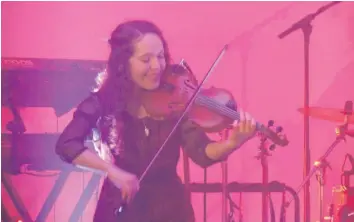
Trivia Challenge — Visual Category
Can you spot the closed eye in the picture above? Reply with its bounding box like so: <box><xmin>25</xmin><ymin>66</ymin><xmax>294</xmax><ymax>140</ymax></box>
<box><xmin>137</xmin><ymin>54</ymin><xmax>151</xmax><ymax>63</ymax></box>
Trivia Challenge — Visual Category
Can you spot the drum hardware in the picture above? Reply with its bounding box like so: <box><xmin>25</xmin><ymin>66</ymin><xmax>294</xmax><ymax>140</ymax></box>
<box><xmin>341</xmin><ymin>154</ymin><xmax>354</xmax><ymax>188</ymax></box>
<box><xmin>326</xmin><ymin>186</ymin><xmax>354</xmax><ymax>222</ymax></box>
<box><xmin>326</xmin><ymin>154</ymin><xmax>354</xmax><ymax>222</ymax></box>
<box><xmin>316</xmin><ymin>159</ymin><xmax>332</xmax><ymax>222</ymax></box>
<box><xmin>285</xmin><ymin>101</ymin><xmax>353</xmax><ymax>222</ymax></box>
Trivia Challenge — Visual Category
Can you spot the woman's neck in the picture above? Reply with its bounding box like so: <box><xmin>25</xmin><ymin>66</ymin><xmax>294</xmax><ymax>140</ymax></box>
<box><xmin>125</xmin><ymin>85</ymin><xmax>153</xmax><ymax>119</ymax></box>
<box><xmin>126</xmin><ymin>87</ymin><xmax>143</xmax><ymax>117</ymax></box>
<box><xmin>126</xmin><ymin>102</ymin><xmax>146</xmax><ymax>118</ymax></box>
<box><xmin>126</xmin><ymin>87</ymin><xmax>164</xmax><ymax>120</ymax></box>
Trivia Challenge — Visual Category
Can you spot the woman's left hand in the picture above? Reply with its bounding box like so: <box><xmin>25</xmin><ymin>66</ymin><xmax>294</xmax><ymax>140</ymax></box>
<box><xmin>226</xmin><ymin>110</ymin><xmax>257</xmax><ymax>148</ymax></box>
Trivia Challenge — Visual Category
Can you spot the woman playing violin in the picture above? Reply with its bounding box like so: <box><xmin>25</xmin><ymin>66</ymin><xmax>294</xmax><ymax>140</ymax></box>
<box><xmin>55</xmin><ymin>20</ymin><xmax>257</xmax><ymax>222</ymax></box>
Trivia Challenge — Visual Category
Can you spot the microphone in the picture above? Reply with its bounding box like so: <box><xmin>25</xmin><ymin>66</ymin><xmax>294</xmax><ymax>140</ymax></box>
<box><xmin>341</xmin><ymin>153</ymin><xmax>354</xmax><ymax>173</ymax></box>
<box><xmin>343</xmin><ymin>100</ymin><xmax>353</xmax><ymax>115</ymax></box>
<box><xmin>342</xmin><ymin>100</ymin><xmax>353</xmax><ymax>126</ymax></box>
<box><xmin>278</xmin><ymin>1</ymin><xmax>342</xmax><ymax>39</ymax></box>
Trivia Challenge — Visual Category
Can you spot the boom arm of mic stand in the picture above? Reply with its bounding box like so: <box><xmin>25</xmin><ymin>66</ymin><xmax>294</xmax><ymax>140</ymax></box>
<box><xmin>278</xmin><ymin>1</ymin><xmax>342</xmax><ymax>39</ymax></box>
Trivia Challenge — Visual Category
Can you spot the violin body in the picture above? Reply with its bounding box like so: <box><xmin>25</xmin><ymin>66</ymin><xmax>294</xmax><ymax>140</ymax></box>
<box><xmin>142</xmin><ymin>65</ymin><xmax>236</xmax><ymax>133</ymax></box>
<box><xmin>142</xmin><ymin>62</ymin><xmax>289</xmax><ymax>147</ymax></box>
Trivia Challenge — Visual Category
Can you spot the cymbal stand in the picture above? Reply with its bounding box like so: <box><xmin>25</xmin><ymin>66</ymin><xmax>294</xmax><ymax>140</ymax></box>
<box><xmin>284</xmin><ymin>126</ymin><xmax>347</xmax><ymax>219</ymax></box>
<box><xmin>315</xmin><ymin>158</ymin><xmax>331</xmax><ymax>222</ymax></box>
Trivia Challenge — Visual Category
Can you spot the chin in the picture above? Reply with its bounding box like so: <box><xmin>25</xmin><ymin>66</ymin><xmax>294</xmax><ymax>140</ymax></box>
<box><xmin>142</xmin><ymin>81</ymin><xmax>160</xmax><ymax>91</ymax></box>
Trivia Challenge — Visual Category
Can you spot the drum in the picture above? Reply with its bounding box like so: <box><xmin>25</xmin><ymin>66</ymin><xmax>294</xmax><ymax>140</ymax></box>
<box><xmin>329</xmin><ymin>186</ymin><xmax>354</xmax><ymax>222</ymax></box>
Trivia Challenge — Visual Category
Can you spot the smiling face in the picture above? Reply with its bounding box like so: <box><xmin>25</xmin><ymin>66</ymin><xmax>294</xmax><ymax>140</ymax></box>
<box><xmin>128</xmin><ymin>33</ymin><xmax>166</xmax><ymax>90</ymax></box>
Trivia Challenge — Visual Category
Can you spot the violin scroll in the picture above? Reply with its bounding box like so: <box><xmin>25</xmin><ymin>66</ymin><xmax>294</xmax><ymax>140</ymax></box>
<box><xmin>257</xmin><ymin>119</ymin><xmax>289</xmax><ymax>152</ymax></box>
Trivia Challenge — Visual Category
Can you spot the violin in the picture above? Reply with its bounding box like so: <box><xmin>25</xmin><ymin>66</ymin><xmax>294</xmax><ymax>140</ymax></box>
<box><xmin>116</xmin><ymin>59</ymin><xmax>289</xmax><ymax>217</ymax></box>
<box><xmin>142</xmin><ymin>59</ymin><xmax>289</xmax><ymax>147</ymax></box>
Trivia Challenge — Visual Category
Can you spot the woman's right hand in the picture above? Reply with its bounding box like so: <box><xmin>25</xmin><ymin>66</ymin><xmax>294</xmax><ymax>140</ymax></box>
<box><xmin>106</xmin><ymin>165</ymin><xmax>140</xmax><ymax>203</ymax></box>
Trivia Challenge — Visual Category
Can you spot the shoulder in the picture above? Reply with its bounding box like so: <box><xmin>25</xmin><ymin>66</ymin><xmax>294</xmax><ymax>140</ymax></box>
<box><xmin>75</xmin><ymin>93</ymin><xmax>102</xmax><ymax>121</ymax></box>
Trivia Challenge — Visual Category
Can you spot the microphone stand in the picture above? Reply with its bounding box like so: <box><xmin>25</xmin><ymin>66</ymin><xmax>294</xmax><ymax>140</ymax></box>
<box><xmin>278</xmin><ymin>2</ymin><xmax>342</xmax><ymax>221</ymax></box>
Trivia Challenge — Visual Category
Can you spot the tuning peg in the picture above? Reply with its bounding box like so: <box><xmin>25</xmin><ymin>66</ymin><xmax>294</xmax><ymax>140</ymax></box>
<box><xmin>276</xmin><ymin>126</ymin><xmax>283</xmax><ymax>133</ymax></box>
<box><xmin>268</xmin><ymin>120</ymin><xmax>274</xmax><ymax>127</ymax></box>
<box><xmin>269</xmin><ymin>144</ymin><xmax>277</xmax><ymax>151</ymax></box>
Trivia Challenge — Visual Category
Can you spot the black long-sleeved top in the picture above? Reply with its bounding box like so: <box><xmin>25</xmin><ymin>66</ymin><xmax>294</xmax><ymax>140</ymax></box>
<box><xmin>55</xmin><ymin>94</ymin><xmax>220</xmax><ymax>222</ymax></box>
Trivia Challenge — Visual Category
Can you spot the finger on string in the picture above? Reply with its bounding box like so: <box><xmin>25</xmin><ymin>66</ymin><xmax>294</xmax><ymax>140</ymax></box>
<box><xmin>127</xmin><ymin>189</ymin><xmax>133</xmax><ymax>203</ymax></box>
<box><xmin>251</xmin><ymin>117</ymin><xmax>257</xmax><ymax>132</ymax></box>
<box><xmin>244</xmin><ymin>112</ymin><xmax>253</xmax><ymax>132</ymax></box>
<box><xmin>121</xmin><ymin>190</ymin><xmax>127</xmax><ymax>201</ymax></box>
<box><xmin>251</xmin><ymin>116</ymin><xmax>256</xmax><ymax>127</ymax></box>
<box><xmin>239</xmin><ymin>109</ymin><xmax>245</xmax><ymax>132</ymax></box>
<box><xmin>232</xmin><ymin>119</ymin><xmax>239</xmax><ymax>128</ymax></box>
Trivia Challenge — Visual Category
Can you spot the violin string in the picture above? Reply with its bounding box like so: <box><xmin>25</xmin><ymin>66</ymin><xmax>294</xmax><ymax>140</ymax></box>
<box><xmin>197</xmin><ymin>96</ymin><xmax>236</xmax><ymax>118</ymax></box>
<box><xmin>196</xmin><ymin>95</ymin><xmax>264</xmax><ymax>132</ymax></box>
<box><xmin>198</xmin><ymin>96</ymin><xmax>270</xmax><ymax>139</ymax></box>
<box><xmin>196</xmin><ymin>95</ymin><xmax>240</xmax><ymax>120</ymax></box>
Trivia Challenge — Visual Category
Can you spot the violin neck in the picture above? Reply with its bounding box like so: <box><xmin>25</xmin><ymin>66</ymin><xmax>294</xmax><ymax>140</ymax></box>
<box><xmin>195</xmin><ymin>95</ymin><xmax>264</xmax><ymax>130</ymax></box>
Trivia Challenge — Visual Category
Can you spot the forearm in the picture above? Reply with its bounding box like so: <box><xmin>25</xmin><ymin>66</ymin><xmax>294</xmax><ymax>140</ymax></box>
<box><xmin>205</xmin><ymin>140</ymin><xmax>243</xmax><ymax>161</ymax></box>
<box><xmin>72</xmin><ymin>149</ymin><xmax>114</xmax><ymax>173</ymax></box>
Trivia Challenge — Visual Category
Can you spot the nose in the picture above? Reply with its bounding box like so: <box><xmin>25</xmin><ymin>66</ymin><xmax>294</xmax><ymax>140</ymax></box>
<box><xmin>149</xmin><ymin>57</ymin><xmax>161</xmax><ymax>72</ymax></box>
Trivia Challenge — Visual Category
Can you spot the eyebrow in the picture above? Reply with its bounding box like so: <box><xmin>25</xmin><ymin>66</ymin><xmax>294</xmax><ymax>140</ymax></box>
<box><xmin>136</xmin><ymin>50</ymin><xmax>164</xmax><ymax>58</ymax></box>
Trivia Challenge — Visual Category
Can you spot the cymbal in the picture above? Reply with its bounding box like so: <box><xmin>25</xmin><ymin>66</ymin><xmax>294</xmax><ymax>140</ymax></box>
<box><xmin>298</xmin><ymin>107</ymin><xmax>354</xmax><ymax>124</ymax></box>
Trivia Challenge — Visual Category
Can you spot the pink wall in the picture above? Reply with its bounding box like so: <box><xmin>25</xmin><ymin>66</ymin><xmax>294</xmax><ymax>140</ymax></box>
<box><xmin>2</xmin><ymin>1</ymin><xmax>354</xmax><ymax>222</ymax></box>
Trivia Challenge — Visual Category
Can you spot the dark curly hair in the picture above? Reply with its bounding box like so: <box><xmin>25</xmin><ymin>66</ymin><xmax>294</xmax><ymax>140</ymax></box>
<box><xmin>93</xmin><ymin>20</ymin><xmax>171</xmax><ymax>155</ymax></box>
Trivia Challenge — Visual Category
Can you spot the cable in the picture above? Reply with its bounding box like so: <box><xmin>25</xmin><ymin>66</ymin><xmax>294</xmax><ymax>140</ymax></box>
<box><xmin>268</xmin><ymin>194</ymin><xmax>276</xmax><ymax>222</ymax></box>
<box><xmin>81</xmin><ymin>170</ymin><xmax>85</xmax><ymax>222</ymax></box>
<box><xmin>20</xmin><ymin>164</ymin><xmax>60</xmax><ymax>177</ymax></box>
